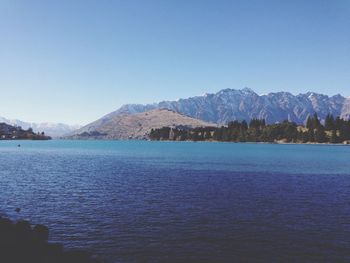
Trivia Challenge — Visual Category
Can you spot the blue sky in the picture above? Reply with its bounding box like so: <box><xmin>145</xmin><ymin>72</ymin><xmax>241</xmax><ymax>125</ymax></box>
<box><xmin>0</xmin><ymin>0</ymin><xmax>349</xmax><ymax>125</ymax></box>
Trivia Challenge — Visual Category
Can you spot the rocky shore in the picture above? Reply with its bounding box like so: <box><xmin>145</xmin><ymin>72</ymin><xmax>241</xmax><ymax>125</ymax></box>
<box><xmin>0</xmin><ymin>216</ymin><xmax>100</xmax><ymax>263</ymax></box>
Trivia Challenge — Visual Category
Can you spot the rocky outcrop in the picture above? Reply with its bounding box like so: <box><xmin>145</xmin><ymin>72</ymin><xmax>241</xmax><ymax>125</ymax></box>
<box><xmin>0</xmin><ymin>216</ymin><xmax>100</xmax><ymax>263</ymax></box>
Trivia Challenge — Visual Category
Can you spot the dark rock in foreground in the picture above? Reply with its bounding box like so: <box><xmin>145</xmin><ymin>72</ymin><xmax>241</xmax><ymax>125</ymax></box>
<box><xmin>0</xmin><ymin>216</ymin><xmax>100</xmax><ymax>263</ymax></box>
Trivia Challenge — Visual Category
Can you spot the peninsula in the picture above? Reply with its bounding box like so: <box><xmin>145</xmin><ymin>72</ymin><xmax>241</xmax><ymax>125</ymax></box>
<box><xmin>0</xmin><ymin>123</ymin><xmax>51</xmax><ymax>140</ymax></box>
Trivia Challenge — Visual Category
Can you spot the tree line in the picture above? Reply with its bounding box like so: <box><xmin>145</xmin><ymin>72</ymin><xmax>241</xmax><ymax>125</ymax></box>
<box><xmin>149</xmin><ymin>114</ymin><xmax>350</xmax><ymax>144</ymax></box>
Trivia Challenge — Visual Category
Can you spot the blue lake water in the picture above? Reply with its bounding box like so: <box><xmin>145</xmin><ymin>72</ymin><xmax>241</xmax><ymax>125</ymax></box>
<box><xmin>0</xmin><ymin>140</ymin><xmax>349</xmax><ymax>262</ymax></box>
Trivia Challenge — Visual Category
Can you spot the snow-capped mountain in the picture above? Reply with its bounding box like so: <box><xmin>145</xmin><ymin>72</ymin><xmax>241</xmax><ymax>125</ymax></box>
<box><xmin>106</xmin><ymin>88</ymin><xmax>350</xmax><ymax>124</ymax></box>
<box><xmin>0</xmin><ymin>117</ymin><xmax>81</xmax><ymax>138</ymax></box>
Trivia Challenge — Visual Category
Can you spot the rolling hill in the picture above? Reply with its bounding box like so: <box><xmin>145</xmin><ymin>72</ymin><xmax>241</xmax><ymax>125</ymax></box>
<box><xmin>68</xmin><ymin>109</ymin><xmax>216</xmax><ymax>139</ymax></box>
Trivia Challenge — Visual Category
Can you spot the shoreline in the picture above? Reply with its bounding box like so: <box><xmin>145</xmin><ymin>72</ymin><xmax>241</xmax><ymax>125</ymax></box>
<box><xmin>9</xmin><ymin>138</ymin><xmax>349</xmax><ymax>146</ymax></box>
<box><xmin>148</xmin><ymin>139</ymin><xmax>350</xmax><ymax>146</ymax></box>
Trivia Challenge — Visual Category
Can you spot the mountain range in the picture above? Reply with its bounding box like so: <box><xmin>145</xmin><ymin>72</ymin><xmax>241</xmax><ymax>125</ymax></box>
<box><xmin>4</xmin><ymin>88</ymin><xmax>349</xmax><ymax>139</ymax></box>
<box><xmin>68</xmin><ymin>88</ymin><xmax>350</xmax><ymax>140</ymax></box>
<box><xmin>101</xmin><ymin>88</ymin><xmax>350</xmax><ymax>125</ymax></box>
<box><xmin>0</xmin><ymin>116</ymin><xmax>81</xmax><ymax>138</ymax></box>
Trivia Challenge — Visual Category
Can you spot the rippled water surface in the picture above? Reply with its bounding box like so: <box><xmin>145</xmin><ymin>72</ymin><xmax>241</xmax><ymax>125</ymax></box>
<box><xmin>0</xmin><ymin>140</ymin><xmax>350</xmax><ymax>262</ymax></box>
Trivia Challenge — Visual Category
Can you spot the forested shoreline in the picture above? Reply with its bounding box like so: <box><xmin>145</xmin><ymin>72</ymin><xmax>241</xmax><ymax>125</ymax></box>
<box><xmin>149</xmin><ymin>114</ymin><xmax>350</xmax><ymax>144</ymax></box>
<box><xmin>0</xmin><ymin>123</ymin><xmax>51</xmax><ymax>140</ymax></box>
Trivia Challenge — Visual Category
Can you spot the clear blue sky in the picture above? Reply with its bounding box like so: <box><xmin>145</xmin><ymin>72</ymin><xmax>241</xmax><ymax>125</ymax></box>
<box><xmin>0</xmin><ymin>0</ymin><xmax>349</xmax><ymax>125</ymax></box>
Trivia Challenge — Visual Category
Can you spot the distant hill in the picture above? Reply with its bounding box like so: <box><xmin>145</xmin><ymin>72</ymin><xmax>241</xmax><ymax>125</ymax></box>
<box><xmin>0</xmin><ymin>117</ymin><xmax>81</xmax><ymax>138</ymax></box>
<box><xmin>109</xmin><ymin>88</ymin><xmax>350</xmax><ymax>124</ymax></box>
<box><xmin>0</xmin><ymin>123</ymin><xmax>51</xmax><ymax>140</ymax></box>
<box><xmin>67</xmin><ymin>109</ymin><xmax>216</xmax><ymax>140</ymax></box>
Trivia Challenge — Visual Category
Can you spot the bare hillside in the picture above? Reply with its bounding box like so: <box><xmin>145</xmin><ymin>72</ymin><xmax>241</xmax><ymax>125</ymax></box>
<box><xmin>68</xmin><ymin>109</ymin><xmax>215</xmax><ymax>139</ymax></box>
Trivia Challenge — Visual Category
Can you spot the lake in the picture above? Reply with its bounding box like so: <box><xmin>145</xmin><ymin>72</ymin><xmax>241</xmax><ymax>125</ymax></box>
<box><xmin>0</xmin><ymin>140</ymin><xmax>349</xmax><ymax>262</ymax></box>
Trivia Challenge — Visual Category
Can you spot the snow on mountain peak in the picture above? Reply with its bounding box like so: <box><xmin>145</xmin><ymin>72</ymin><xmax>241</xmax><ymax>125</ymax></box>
<box><xmin>110</xmin><ymin>88</ymin><xmax>348</xmax><ymax>125</ymax></box>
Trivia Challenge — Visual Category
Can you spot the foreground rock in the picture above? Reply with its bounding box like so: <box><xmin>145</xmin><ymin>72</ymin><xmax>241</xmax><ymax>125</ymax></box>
<box><xmin>0</xmin><ymin>216</ymin><xmax>100</xmax><ymax>263</ymax></box>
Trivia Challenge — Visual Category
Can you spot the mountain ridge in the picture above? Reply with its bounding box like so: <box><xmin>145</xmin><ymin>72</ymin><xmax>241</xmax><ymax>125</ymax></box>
<box><xmin>110</xmin><ymin>88</ymin><xmax>350</xmax><ymax>124</ymax></box>
<box><xmin>0</xmin><ymin>116</ymin><xmax>81</xmax><ymax>138</ymax></box>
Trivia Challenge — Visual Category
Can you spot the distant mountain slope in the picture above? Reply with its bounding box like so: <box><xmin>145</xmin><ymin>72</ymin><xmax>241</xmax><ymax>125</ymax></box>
<box><xmin>109</xmin><ymin>88</ymin><xmax>350</xmax><ymax>124</ymax></box>
<box><xmin>341</xmin><ymin>97</ymin><xmax>350</xmax><ymax>120</ymax></box>
<box><xmin>0</xmin><ymin>117</ymin><xmax>81</xmax><ymax>137</ymax></box>
<box><xmin>68</xmin><ymin>109</ymin><xmax>216</xmax><ymax>140</ymax></box>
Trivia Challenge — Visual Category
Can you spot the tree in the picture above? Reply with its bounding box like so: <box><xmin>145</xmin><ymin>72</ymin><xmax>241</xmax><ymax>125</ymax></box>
<box><xmin>300</xmin><ymin>131</ymin><xmax>309</xmax><ymax>143</ymax></box>
<box><xmin>307</xmin><ymin>129</ymin><xmax>315</xmax><ymax>142</ymax></box>
<box><xmin>324</xmin><ymin>114</ymin><xmax>335</xmax><ymax>130</ymax></box>
<box><xmin>306</xmin><ymin>116</ymin><xmax>313</xmax><ymax>130</ymax></box>
<box><xmin>335</xmin><ymin>117</ymin><xmax>342</xmax><ymax>130</ymax></box>
<box><xmin>213</xmin><ymin>128</ymin><xmax>223</xmax><ymax>141</ymax></box>
<box><xmin>204</xmin><ymin>131</ymin><xmax>211</xmax><ymax>140</ymax></box>
<box><xmin>314</xmin><ymin>127</ymin><xmax>326</xmax><ymax>143</ymax></box>
<box><xmin>241</xmin><ymin>121</ymin><xmax>248</xmax><ymax>131</ymax></box>
<box><xmin>148</xmin><ymin>114</ymin><xmax>348</xmax><ymax>144</ymax></box>
<box><xmin>312</xmin><ymin>113</ymin><xmax>321</xmax><ymax>129</ymax></box>
<box><xmin>330</xmin><ymin>130</ymin><xmax>338</xmax><ymax>144</ymax></box>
